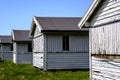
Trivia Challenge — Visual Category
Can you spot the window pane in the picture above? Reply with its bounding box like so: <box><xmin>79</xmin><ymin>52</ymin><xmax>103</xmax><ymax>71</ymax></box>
<box><xmin>63</xmin><ymin>36</ymin><xmax>69</xmax><ymax>51</ymax></box>
<box><xmin>28</xmin><ymin>43</ymin><xmax>32</xmax><ymax>52</ymax></box>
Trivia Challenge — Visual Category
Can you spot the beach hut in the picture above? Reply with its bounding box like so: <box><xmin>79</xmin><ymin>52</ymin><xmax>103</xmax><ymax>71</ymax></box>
<box><xmin>11</xmin><ymin>30</ymin><xmax>33</xmax><ymax>64</ymax></box>
<box><xmin>78</xmin><ymin>0</ymin><xmax>120</xmax><ymax>79</ymax></box>
<box><xmin>0</xmin><ymin>35</ymin><xmax>13</xmax><ymax>60</ymax></box>
<box><xmin>29</xmin><ymin>17</ymin><xmax>89</xmax><ymax>70</ymax></box>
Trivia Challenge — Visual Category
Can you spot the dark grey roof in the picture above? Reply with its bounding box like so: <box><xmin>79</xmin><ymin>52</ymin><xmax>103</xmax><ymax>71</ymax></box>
<box><xmin>34</xmin><ymin>17</ymin><xmax>88</xmax><ymax>31</ymax></box>
<box><xmin>12</xmin><ymin>30</ymin><xmax>32</xmax><ymax>42</ymax></box>
<box><xmin>0</xmin><ymin>35</ymin><xmax>11</xmax><ymax>44</ymax></box>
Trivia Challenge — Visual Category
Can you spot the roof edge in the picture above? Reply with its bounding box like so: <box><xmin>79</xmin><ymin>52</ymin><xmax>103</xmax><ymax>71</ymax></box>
<box><xmin>29</xmin><ymin>16</ymin><xmax>42</xmax><ymax>38</ymax></box>
<box><xmin>78</xmin><ymin>0</ymin><xmax>102</xmax><ymax>28</ymax></box>
<box><xmin>41</xmin><ymin>29</ymin><xmax>89</xmax><ymax>33</ymax></box>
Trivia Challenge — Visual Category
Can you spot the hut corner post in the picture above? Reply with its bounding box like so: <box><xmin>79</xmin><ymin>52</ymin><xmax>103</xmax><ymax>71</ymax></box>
<box><xmin>43</xmin><ymin>34</ymin><xmax>47</xmax><ymax>71</ymax></box>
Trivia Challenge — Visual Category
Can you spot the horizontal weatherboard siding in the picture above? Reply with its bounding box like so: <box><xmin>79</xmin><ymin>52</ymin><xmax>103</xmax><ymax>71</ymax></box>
<box><xmin>91</xmin><ymin>0</ymin><xmax>120</xmax><ymax>26</ymax></box>
<box><xmin>47</xmin><ymin>53</ymin><xmax>89</xmax><ymax>69</ymax></box>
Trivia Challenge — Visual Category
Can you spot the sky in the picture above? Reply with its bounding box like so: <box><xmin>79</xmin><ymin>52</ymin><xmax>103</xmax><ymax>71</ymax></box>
<box><xmin>0</xmin><ymin>0</ymin><xmax>92</xmax><ymax>35</ymax></box>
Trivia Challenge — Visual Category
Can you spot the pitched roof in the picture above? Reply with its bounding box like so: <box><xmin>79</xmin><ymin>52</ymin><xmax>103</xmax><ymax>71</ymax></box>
<box><xmin>0</xmin><ymin>35</ymin><xmax>11</xmax><ymax>44</ymax></box>
<box><xmin>35</xmin><ymin>17</ymin><xmax>85</xmax><ymax>31</ymax></box>
<box><xmin>30</xmin><ymin>17</ymin><xmax>89</xmax><ymax>37</ymax></box>
<box><xmin>78</xmin><ymin>0</ymin><xmax>102</xmax><ymax>28</ymax></box>
<box><xmin>12</xmin><ymin>30</ymin><xmax>32</xmax><ymax>42</ymax></box>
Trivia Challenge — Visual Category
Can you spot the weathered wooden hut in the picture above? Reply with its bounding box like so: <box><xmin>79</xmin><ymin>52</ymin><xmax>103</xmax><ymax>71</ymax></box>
<box><xmin>11</xmin><ymin>30</ymin><xmax>33</xmax><ymax>64</ymax></box>
<box><xmin>79</xmin><ymin>0</ymin><xmax>120</xmax><ymax>58</ymax></box>
<box><xmin>0</xmin><ymin>35</ymin><xmax>13</xmax><ymax>60</ymax></box>
<box><xmin>79</xmin><ymin>0</ymin><xmax>120</xmax><ymax>79</ymax></box>
<box><xmin>29</xmin><ymin>17</ymin><xmax>89</xmax><ymax>70</ymax></box>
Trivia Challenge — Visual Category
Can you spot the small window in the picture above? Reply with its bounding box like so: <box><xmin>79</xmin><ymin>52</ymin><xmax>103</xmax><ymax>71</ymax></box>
<box><xmin>63</xmin><ymin>36</ymin><xmax>69</xmax><ymax>51</ymax></box>
<box><xmin>10</xmin><ymin>44</ymin><xmax>13</xmax><ymax>51</ymax></box>
<box><xmin>28</xmin><ymin>43</ymin><xmax>32</xmax><ymax>52</ymax></box>
<box><xmin>0</xmin><ymin>45</ymin><xmax>1</xmax><ymax>51</ymax></box>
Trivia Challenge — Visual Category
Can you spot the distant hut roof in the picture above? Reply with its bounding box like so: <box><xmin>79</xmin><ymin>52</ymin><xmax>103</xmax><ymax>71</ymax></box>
<box><xmin>12</xmin><ymin>30</ymin><xmax>32</xmax><ymax>42</ymax></box>
<box><xmin>0</xmin><ymin>35</ymin><xmax>11</xmax><ymax>44</ymax></box>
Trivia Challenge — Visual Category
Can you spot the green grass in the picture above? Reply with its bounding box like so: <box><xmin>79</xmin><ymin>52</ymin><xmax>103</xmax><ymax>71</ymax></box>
<box><xmin>0</xmin><ymin>61</ymin><xmax>89</xmax><ymax>80</ymax></box>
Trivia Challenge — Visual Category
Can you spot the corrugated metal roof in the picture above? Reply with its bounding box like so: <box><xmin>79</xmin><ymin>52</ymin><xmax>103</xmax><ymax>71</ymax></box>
<box><xmin>34</xmin><ymin>17</ymin><xmax>88</xmax><ymax>31</ymax></box>
<box><xmin>0</xmin><ymin>35</ymin><xmax>11</xmax><ymax>44</ymax></box>
<box><xmin>12</xmin><ymin>30</ymin><xmax>32</xmax><ymax>41</ymax></box>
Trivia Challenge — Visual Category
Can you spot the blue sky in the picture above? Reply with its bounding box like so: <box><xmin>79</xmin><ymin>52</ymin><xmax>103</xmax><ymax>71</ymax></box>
<box><xmin>0</xmin><ymin>0</ymin><xmax>92</xmax><ymax>35</ymax></box>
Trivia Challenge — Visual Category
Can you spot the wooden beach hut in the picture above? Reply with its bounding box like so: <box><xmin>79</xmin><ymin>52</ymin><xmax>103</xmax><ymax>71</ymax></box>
<box><xmin>11</xmin><ymin>30</ymin><xmax>33</xmax><ymax>64</ymax></box>
<box><xmin>78</xmin><ymin>0</ymin><xmax>120</xmax><ymax>79</ymax></box>
<box><xmin>29</xmin><ymin>17</ymin><xmax>89</xmax><ymax>70</ymax></box>
<box><xmin>0</xmin><ymin>35</ymin><xmax>13</xmax><ymax>60</ymax></box>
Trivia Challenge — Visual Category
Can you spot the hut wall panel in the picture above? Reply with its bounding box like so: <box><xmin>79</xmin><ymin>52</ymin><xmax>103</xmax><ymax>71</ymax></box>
<box><xmin>47</xmin><ymin>53</ymin><xmax>89</xmax><ymax>69</ymax></box>
<box><xmin>91</xmin><ymin>21</ymin><xmax>120</xmax><ymax>55</ymax></box>
<box><xmin>2</xmin><ymin>44</ymin><xmax>11</xmax><ymax>52</ymax></box>
<box><xmin>17</xmin><ymin>43</ymin><xmax>28</xmax><ymax>53</ymax></box>
<box><xmin>91</xmin><ymin>0</ymin><xmax>120</xmax><ymax>26</ymax></box>
<box><xmin>2</xmin><ymin>52</ymin><xmax>13</xmax><ymax>60</ymax></box>
<box><xmin>33</xmin><ymin>53</ymin><xmax>43</xmax><ymax>68</ymax></box>
<box><xmin>1</xmin><ymin>44</ymin><xmax>13</xmax><ymax>60</ymax></box>
<box><xmin>47</xmin><ymin>35</ymin><xmax>89</xmax><ymax>52</ymax></box>
<box><xmin>70</xmin><ymin>35</ymin><xmax>89</xmax><ymax>52</ymax></box>
<box><xmin>33</xmin><ymin>26</ymin><xmax>44</xmax><ymax>68</ymax></box>
<box><xmin>34</xmin><ymin>26</ymin><xmax>40</xmax><ymax>36</ymax></box>
<box><xmin>46</xmin><ymin>35</ymin><xmax>89</xmax><ymax>69</ymax></box>
<box><xmin>33</xmin><ymin>35</ymin><xmax>44</xmax><ymax>52</ymax></box>
<box><xmin>17</xmin><ymin>53</ymin><xmax>33</xmax><ymax>64</ymax></box>
<box><xmin>47</xmin><ymin>35</ymin><xmax>62</xmax><ymax>52</ymax></box>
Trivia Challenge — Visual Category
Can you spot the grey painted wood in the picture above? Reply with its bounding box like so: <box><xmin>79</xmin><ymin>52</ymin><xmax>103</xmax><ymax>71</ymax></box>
<box><xmin>47</xmin><ymin>35</ymin><xmax>89</xmax><ymax>52</ymax></box>
<box><xmin>47</xmin><ymin>52</ymin><xmax>89</xmax><ymax>69</ymax></box>
<box><xmin>17</xmin><ymin>52</ymin><xmax>32</xmax><ymax>64</ymax></box>
<box><xmin>13</xmin><ymin>43</ymin><xmax>33</xmax><ymax>64</ymax></box>
<box><xmin>1</xmin><ymin>44</ymin><xmax>11</xmax><ymax>52</ymax></box>
<box><xmin>47</xmin><ymin>35</ymin><xmax>62</xmax><ymax>52</ymax></box>
<box><xmin>0</xmin><ymin>44</ymin><xmax>13</xmax><ymax>60</ymax></box>
<box><xmin>46</xmin><ymin>35</ymin><xmax>89</xmax><ymax>70</ymax></box>
<box><xmin>70</xmin><ymin>35</ymin><xmax>89</xmax><ymax>52</ymax></box>
<box><xmin>17</xmin><ymin>43</ymin><xmax>28</xmax><ymax>52</ymax></box>
<box><xmin>32</xmin><ymin>25</ymin><xmax>89</xmax><ymax>70</ymax></box>
<box><xmin>2</xmin><ymin>52</ymin><xmax>13</xmax><ymax>60</ymax></box>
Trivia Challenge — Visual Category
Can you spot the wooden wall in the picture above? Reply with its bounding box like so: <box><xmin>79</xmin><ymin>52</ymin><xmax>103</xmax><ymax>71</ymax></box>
<box><xmin>17</xmin><ymin>43</ymin><xmax>28</xmax><ymax>53</ymax></box>
<box><xmin>47</xmin><ymin>35</ymin><xmax>89</xmax><ymax>52</ymax></box>
<box><xmin>47</xmin><ymin>53</ymin><xmax>89</xmax><ymax>69</ymax></box>
<box><xmin>33</xmin><ymin>26</ymin><xmax>44</xmax><ymax>68</ymax></box>
<box><xmin>46</xmin><ymin>34</ymin><xmax>89</xmax><ymax>69</ymax></box>
<box><xmin>90</xmin><ymin>22</ymin><xmax>120</xmax><ymax>55</ymax></box>
<box><xmin>90</xmin><ymin>0</ymin><xmax>120</xmax><ymax>55</ymax></box>
<box><xmin>0</xmin><ymin>44</ymin><xmax>13</xmax><ymax>60</ymax></box>
<box><xmin>1</xmin><ymin>44</ymin><xmax>11</xmax><ymax>52</ymax></box>
<box><xmin>90</xmin><ymin>0</ymin><xmax>120</xmax><ymax>27</ymax></box>
<box><xmin>13</xmin><ymin>42</ymin><xmax>33</xmax><ymax>64</ymax></box>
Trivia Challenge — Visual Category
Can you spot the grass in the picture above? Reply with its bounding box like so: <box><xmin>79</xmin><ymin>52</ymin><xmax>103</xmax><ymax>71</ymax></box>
<box><xmin>0</xmin><ymin>61</ymin><xmax>89</xmax><ymax>80</ymax></box>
